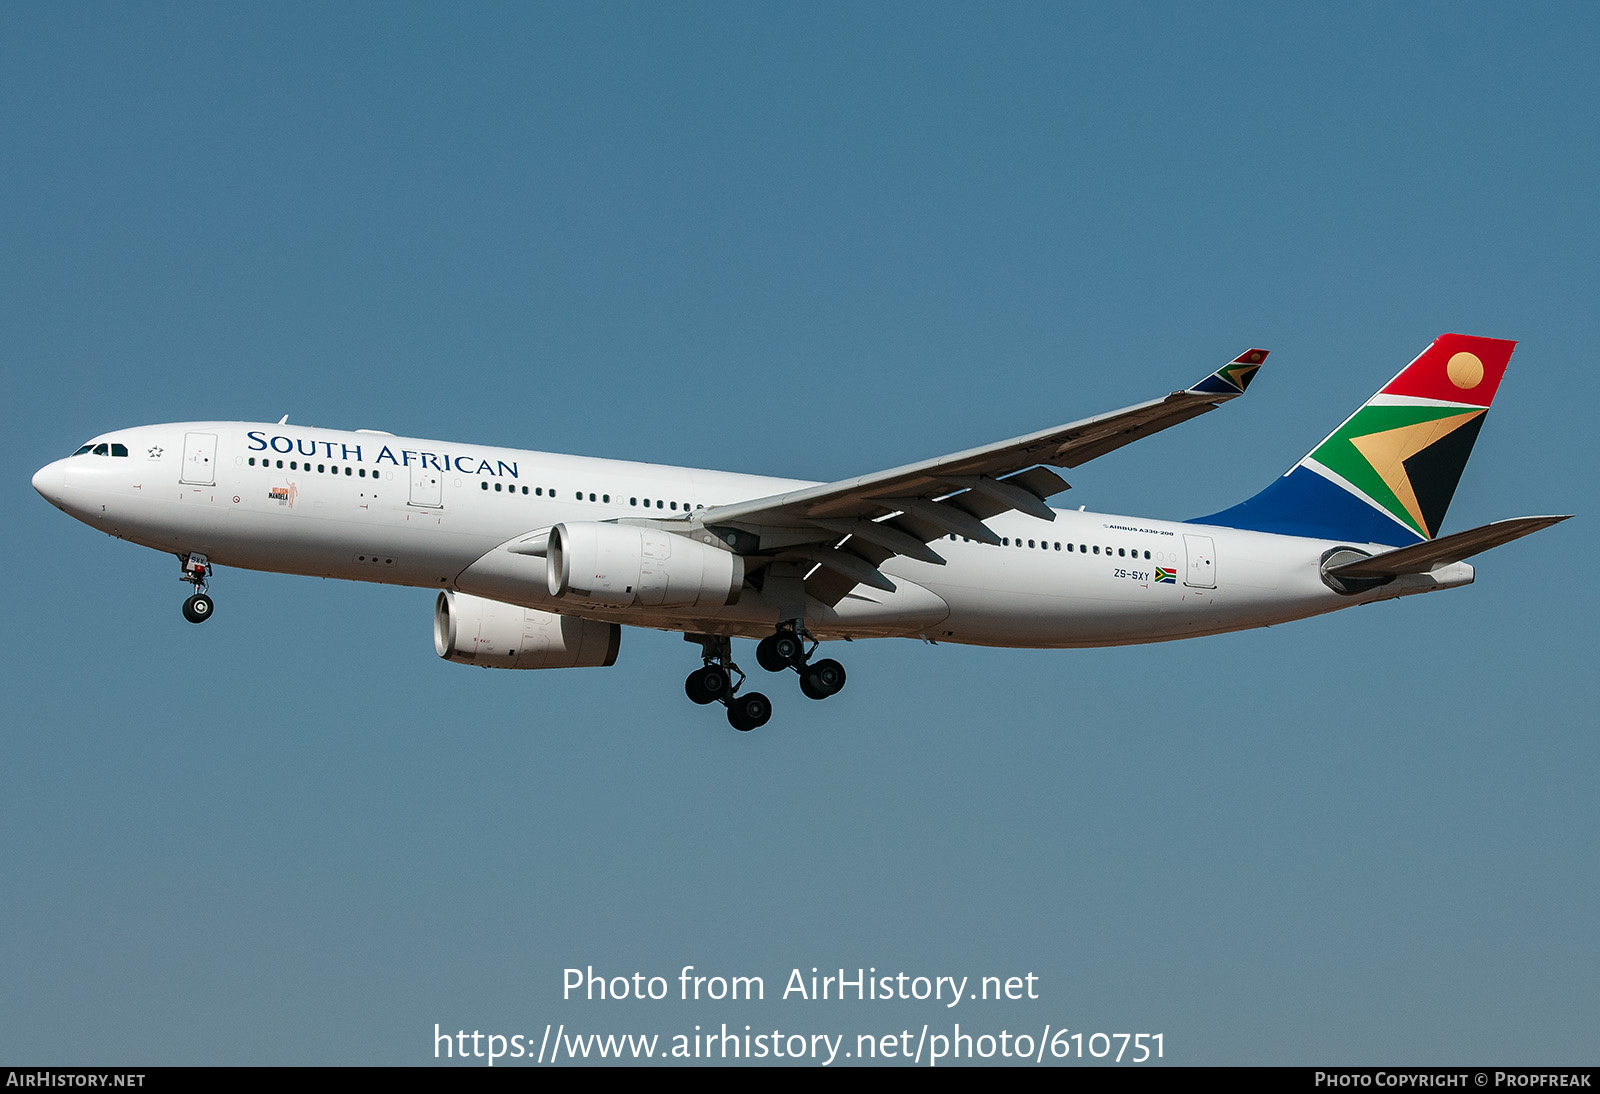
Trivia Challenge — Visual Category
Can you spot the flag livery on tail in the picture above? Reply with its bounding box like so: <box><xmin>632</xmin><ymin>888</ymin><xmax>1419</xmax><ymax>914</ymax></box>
<box><xmin>1197</xmin><ymin>334</ymin><xmax>1514</xmax><ymax>546</ymax></box>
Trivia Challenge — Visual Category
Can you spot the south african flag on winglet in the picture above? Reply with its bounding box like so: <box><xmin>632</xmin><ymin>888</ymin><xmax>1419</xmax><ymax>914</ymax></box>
<box><xmin>1188</xmin><ymin>349</ymin><xmax>1269</xmax><ymax>395</ymax></box>
<box><xmin>1155</xmin><ymin>567</ymin><xmax>1176</xmax><ymax>583</ymax></box>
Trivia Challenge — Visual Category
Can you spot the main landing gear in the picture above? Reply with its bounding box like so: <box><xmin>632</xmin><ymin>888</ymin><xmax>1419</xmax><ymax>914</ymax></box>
<box><xmin>684</xmin><ymin>635</ymin><xmax>772</xmax><ymax>732</ymax></box>
<box><xmin>683</xmin><ymin>624</ymin><xmax>848</xmax><ymax>732</ymax></box>
<box><xmin>756</xmin><ymin>623</ymin><xmax>846</xmax><ymax>702</ymax></box>
<box><xmin>178</xmin><ymin>552</ymin><xmax>215</xmax><ymax>624</ymax></box>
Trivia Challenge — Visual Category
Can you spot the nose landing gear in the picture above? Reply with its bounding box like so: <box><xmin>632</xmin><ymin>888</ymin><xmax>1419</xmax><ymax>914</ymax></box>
<box><xmin>178</xmin><ymin>553</ymin><xmax>214</xmax><ymax>624</ymax></box>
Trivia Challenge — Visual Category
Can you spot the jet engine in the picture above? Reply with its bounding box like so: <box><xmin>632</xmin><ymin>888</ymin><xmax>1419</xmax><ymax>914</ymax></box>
<box><xmin>545</xmin><ymin>522</ymin><xmax>744</xmax><ymax>608</ymax></box>
<box><xmin>433</xmin><ymin>590</ymin><xmax>620</xmax><ymax>669</ymax></box>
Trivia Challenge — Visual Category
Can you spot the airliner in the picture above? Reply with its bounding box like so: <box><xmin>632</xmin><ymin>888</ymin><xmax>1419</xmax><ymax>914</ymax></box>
<box><xmin>32</xmin><ymin>333</ymin><xmax>1567</xmax><ymax>731</ymax></box>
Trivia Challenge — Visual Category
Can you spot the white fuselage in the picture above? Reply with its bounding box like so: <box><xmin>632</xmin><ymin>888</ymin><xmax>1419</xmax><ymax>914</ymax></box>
<box><xmin>32</xmin><ymin>421</ymin><xmax>1471</xmax><ymax>648</ymax></box>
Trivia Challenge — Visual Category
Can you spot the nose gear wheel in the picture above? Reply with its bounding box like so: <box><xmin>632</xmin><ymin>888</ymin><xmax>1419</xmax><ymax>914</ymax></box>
<box><xmin>177</xmin><ymin>553</ymin><xmax>215</xmax><ymax>624</ymax></box>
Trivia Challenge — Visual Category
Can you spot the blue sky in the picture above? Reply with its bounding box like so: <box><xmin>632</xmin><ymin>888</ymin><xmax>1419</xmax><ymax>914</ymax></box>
<box><xmin>5</xmin><ymin>2</ymin><xmax>1595</xmax><ymax>1065</ymax></box>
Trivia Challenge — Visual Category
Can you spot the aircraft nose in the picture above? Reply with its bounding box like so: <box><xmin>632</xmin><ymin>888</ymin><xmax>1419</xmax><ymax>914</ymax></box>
<box><xmin>32</xmin><ymin>460</ymin><xmax>64</xmax><ymax>502</ymax></box>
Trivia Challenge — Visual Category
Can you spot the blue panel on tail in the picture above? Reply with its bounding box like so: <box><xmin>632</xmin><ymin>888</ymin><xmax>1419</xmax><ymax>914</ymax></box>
<box><xmin>1191</xmin><ymin>465</ymin><xmax>1424</xmax><ymax>546</ymax></box>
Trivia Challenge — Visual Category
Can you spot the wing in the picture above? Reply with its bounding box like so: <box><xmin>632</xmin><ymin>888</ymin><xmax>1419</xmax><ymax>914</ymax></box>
<box><xmin>698</xmin><ymin>349</ymin><xmax>1268</xmax><ymax>604</ymax></box>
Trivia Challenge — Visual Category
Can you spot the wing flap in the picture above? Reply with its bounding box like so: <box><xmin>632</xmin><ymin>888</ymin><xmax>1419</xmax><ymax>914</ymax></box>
<box><xmin>812</xmin><ymin>518</ymin><xmax>947</xmax><ymax>565</ymax></box>
<box><xmin>777</xmin><ymin>546</ymin><xmax>896</xmax><ymax>592</ymax></box>
<box><xmin>880</xmin><ymin>496</ymin><xmax>1002</xmax><ymax>544</ymax></box>
<box><xmin>803</xmin><ymin>565</ymin><xmax>861</xmax><ymax>607</ymax></box>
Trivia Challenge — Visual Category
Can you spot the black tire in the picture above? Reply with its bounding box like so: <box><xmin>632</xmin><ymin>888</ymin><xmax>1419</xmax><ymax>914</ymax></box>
<box><xmin>809</xmin><ymin>658</ymin><xmax>846</xmax><ymax>695</ymax></box>
<box><xmin>700</xmin><ymin>665</ymin><xmax>730</xmax><ymax>700</ymax></box>
<box><xmin>685</xmin><ymin>666</ymin><xmax>729</xmax><ymax>706</ymax></box>
<box><xmin>182</xmin><ymin>593</ymin><xmax>214</xmax><ymax>624</ymax></box>
<box><xmin>799</xmin><ymin>674</ymin><xmax>829</xmax><ymax>700</ymax></box>
<box><xmin>755</xmin><ymin>635</ymin><xmax>788</xmax><ymax>673</ymax></box>
<box><xmin>726</xmin><ymin>691</ymin><xmax>772</xmax><ymax>732</ymax></box>
<box><xmin>772</xmin><ymin>633</ymin><xmax>806</xmax><ymax>668</ymax></box>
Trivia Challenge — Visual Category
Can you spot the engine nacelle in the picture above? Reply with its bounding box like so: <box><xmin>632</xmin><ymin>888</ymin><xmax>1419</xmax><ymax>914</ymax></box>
<box><xmin>433</xmin><ymin>590</ymin><xmax>620</xmax><ymax>669</ymax></box>
<box><xmin>546</xmin><ymin>522</ymin><xmax>744</xmax><ymax>608</ymax></box>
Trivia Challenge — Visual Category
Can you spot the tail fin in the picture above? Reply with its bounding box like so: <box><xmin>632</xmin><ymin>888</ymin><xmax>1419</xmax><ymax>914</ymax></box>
<box><xmin>1195</xmin><ymin>333</ymin><xmax>1516</xmax><ymax>545</ymax></box>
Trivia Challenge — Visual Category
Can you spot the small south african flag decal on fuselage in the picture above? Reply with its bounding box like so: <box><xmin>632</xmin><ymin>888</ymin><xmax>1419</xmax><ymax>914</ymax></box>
<box><xmin>1155</xmin><ymin>568</ymin><xmax>1176</xmax><ymax>583</ymax></box>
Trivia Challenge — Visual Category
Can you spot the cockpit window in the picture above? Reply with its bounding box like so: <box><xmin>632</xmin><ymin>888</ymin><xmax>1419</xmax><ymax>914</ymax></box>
<box><xmin>72</xmin><ymin>444</ymin><xmax>93</xmax><ymax>456</ymax></box>
<box><xmin>92</xmin><ymin>444</ymin><xmax>109</xmax><ymax>456</ymax></box>
<box><xmin>72</xmin><ymin>441</ymin><xmax>130</xmax><ymax>456</ymax></box>
<box><xmin>110</xmin><ymin>443</ymin><xmax>128</xmax><ymax>457</ymax></box>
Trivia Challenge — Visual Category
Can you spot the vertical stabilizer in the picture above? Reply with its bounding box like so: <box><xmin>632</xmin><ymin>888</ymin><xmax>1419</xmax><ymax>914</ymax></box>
<box><xmin>1194</xmin><ymin>334</ymin><xmax>1515</xmax><ymax>545</ymax></box>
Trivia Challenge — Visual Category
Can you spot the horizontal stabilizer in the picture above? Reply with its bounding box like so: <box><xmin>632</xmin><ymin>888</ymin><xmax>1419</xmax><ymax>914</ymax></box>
<box><xmin>1325</xmin><ymin>515</ymin><xmax>1570</xmax><ymax>579</ymax></box>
